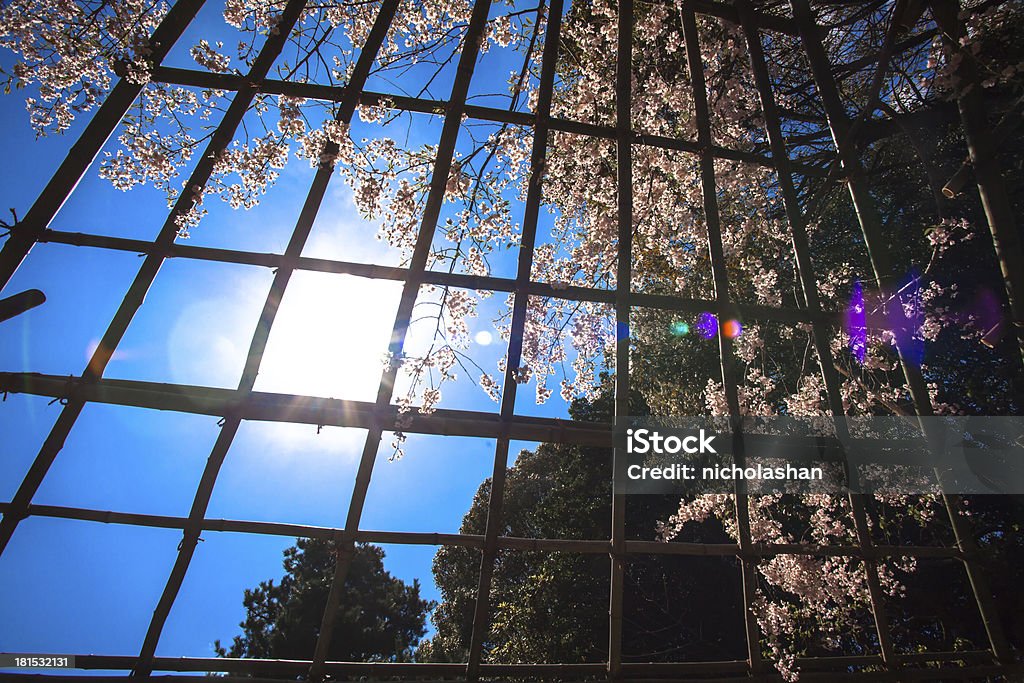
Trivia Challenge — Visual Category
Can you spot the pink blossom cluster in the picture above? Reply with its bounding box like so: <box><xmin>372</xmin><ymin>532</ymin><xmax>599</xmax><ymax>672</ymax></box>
<box><xmin>1</xmin><ymin>0</ymin><xmax>168</xmax><ymax>134</ymax></box>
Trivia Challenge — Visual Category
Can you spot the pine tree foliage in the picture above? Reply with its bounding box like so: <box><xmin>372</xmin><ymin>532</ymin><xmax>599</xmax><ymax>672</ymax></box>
<box><xmin>216</xmin><ymin>540</ymin><xmax>434</xmax><ymax>663</ymax></box>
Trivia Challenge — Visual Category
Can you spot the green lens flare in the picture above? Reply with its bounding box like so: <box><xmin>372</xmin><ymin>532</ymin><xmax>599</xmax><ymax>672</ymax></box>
<box><xmin>671</xmin><ymin>321</ymin><xmax>690</xmax><ymax>336</ymax></box>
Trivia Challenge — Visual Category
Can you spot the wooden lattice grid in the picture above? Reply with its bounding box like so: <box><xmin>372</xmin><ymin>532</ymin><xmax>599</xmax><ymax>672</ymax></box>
<box><xmin>0</xmin><ymin>0</ymin><xmax>1021</xmax><ymax>680</ymax></box>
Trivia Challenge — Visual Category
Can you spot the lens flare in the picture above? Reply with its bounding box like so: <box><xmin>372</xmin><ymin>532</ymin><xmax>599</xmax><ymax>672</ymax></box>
<box><xmin>722</xmin><ymin>319</ymin><xmax>742</xmax><ymax>339</ymax></box>
<box><xmin>887</xmin><ymin>270</ymin><xmax>924</xmax><ymax>366</ymax></box>
<box><xmin>671</xmin><ymin>321</ymin><xmax>690</xmax><ymax>336</ymax></box>
<box><xmin>696</xmin><ymin>312</ymin><xmax>718</xmax><ymax>339</ymax></box>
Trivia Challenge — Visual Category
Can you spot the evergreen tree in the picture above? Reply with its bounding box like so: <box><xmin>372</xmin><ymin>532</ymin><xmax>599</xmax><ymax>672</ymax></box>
<box><xmin>216</xmin><ymin>540</ymin><xmax>434</xmax><ymax>664</ymax></box>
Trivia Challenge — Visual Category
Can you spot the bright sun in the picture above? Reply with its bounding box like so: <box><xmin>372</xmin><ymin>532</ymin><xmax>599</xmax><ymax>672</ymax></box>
<box><xmin>254</xmin><ymin>271</ymin><xmax>403</xmax><ymax>402</ymax></box>
<box><xmin>159</xmin><ymin>263</ymin><xmax>453</xmax><ymax>454</ymax></box>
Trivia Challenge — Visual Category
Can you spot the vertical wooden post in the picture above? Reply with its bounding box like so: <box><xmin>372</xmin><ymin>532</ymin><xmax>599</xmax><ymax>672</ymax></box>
<box><xmin>308</xmin><ymin>1</ymin><xmax>493</xmax><ymax>678</ymax></box>
<box><xmin>465</xmin><ymin>1</ymin><xmax>565</xmax><ymax>679</ymax></box>
<box><xmin>608</xmin><ymin>0</ymin><xmax>634</xmax><ymax>677</ymax></box>
<box><xmin>680</xmin><ymin>4</ymin><xmax>763</xmax><ymax>674</ymax></box>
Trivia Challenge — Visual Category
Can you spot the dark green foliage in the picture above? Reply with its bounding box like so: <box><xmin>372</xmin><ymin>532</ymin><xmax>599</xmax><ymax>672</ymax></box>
<box><xmin>421</xmin><ymin>390</ymin><xmax>747</xmax><ymax>664</ymax></box>
<box><xmin>216</xmin><ymin>540</ymin><xmax>433</xmax><ymax>664</ymax></box>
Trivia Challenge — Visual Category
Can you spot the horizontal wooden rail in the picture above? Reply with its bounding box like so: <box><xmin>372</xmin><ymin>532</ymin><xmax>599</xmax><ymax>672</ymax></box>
<box><xmin>0</xmin><ymin>502</ymin><xmax>962</xmax><ymax>561</ymax></box>
<box><xmin>39</xmin><ymin>228</ymin><xmax>841</xmax><ymax>325</ymax></box>
<box><xmin>0</xmin><ymin>371</ymin><xmax>610</xmax><ymax>446</ymax></box>
<box><xmin>0</xmin><ymin>651</ymin><xmax>1011</xmax><ymax>681</ymax></box>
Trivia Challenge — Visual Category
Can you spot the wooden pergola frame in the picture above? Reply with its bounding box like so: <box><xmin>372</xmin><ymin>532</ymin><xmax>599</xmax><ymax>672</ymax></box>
<box><xmin>0</xmin><ymin>0</ymin><xmax>1020</xmax><ymax>680</ymax></box>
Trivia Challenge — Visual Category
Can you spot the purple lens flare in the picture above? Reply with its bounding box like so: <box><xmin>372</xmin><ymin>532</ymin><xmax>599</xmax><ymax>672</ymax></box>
<box><xmin>887</xmin><ymin>269</ymin><xmax>925</xmax><ymax>366</ymax></box>
<box><xmin>696</xmin><ymin>312</ymin><xmax>718</xmax><ymax>339</ymax></box>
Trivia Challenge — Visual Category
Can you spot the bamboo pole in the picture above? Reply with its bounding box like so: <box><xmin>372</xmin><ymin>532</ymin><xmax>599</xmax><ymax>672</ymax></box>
<box><xmin>607</xmin><ymin>0</ymin><xmax>635</xmax><ymax>676</ymax></box>
<box><xmin>132</xmin><ymin>1</ymin><xmax>402</xmax><ymax>675</ymax></box>
<box><xmin>0</xmin><ymin>289</ymin><xmax>45</xmax><ymax>323</ymax></box>
<box><xmin>38</xmin><ymin>227</ymin><xmax>842</xmax><ymax>323</ymax></box>
<box><xmin>0</xmin><ymin>501</ymin><xmax>964</xmax><ymax>560</ymax></box>
<box><xmin>464</xmin><ymin>1</ymin><xmax>565</xmax><ymax>679</ymax></box>
<box><xmin>0</xmin><ymin>371</ymin><xmax>614</xmax><ymax>445</ymax></box>
<box><xmin>306</xmin><ymin>1</ymin><xmax>494</xmax><ymax>678</ymax></box>
<box><xmin>680</xmin><ymin>4</ymin><xmax>764</xmax><ymax>673</ymax></box>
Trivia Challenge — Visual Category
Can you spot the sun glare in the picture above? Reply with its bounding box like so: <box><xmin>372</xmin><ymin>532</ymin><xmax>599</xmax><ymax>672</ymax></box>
<box><xmin>255</xmin><ymin>272</ymin><xmax>402</xmax><ymax>401</ymax></box>
<box><xmin>162</xmin><ymin>268</ymin><xmax>408</xmax><ymax>453</ymax></box>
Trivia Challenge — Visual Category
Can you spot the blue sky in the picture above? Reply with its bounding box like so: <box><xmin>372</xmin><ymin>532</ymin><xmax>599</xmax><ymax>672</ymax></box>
<box><xmin>0</xmin><ymin>0</ymin><xmax>582</xmax><ymax>670</ymax></box>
